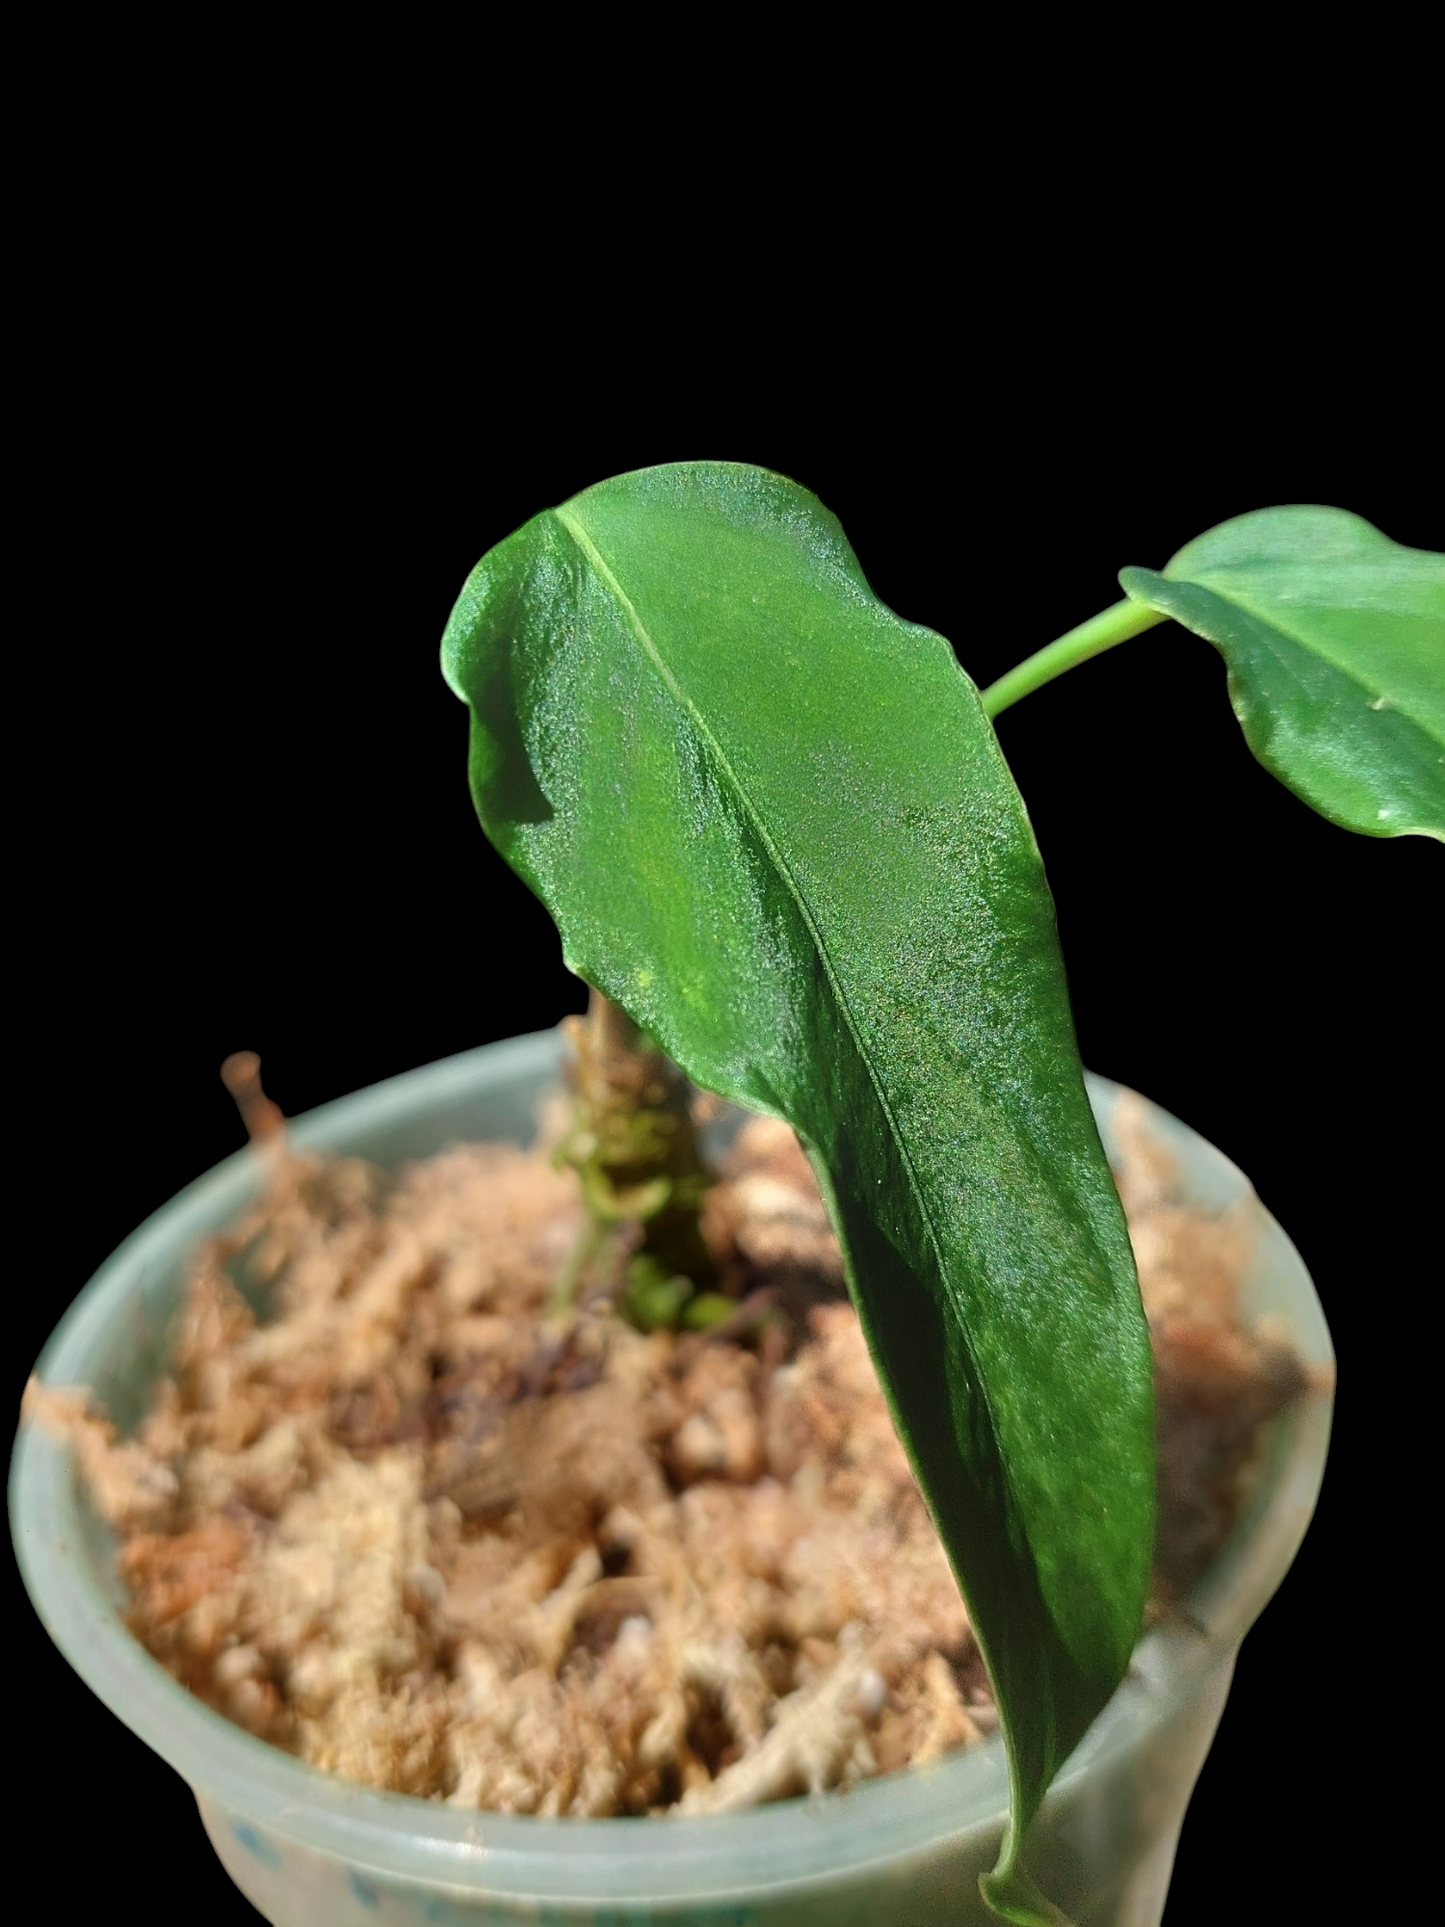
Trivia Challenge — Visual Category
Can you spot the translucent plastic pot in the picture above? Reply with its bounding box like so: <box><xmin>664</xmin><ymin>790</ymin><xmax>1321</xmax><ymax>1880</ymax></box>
<box><xmin>10</xmin><ymin>1030</ymin><xmax>1333</xmax><ymax>1925</ymax></box>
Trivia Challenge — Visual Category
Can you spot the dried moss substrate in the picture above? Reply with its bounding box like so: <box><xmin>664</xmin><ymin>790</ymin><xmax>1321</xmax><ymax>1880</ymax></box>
<box><xmin>25</xmin><ymin>1090</ymin><xmax>1323</xmax><ymax>1817</ymax></box>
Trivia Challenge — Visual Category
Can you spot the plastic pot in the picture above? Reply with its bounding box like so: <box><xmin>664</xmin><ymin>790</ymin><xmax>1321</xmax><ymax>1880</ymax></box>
<box><xmin>10</xmin><ymin>1030</ymin><xmax>1333</xmax><ymax>1925</ymax></box>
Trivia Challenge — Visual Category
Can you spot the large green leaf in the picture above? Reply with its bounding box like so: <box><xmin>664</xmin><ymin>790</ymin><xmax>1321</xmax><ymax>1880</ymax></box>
<box><xmin>1120</xmin><ymin>507</ymin><xmax>1445</xmax><ymax>840</ymax></box>
<box><xmin>441</xmin><ymin>462</ymin><xmax>1155</xmax><ymax>1919</ymax></box>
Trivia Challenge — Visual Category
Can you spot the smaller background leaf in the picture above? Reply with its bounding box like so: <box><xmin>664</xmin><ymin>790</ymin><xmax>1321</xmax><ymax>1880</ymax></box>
<box><xmin>1119</xmin><ymin>506</ymin><xmax>1444</xmax><ymax>841</ymax></box>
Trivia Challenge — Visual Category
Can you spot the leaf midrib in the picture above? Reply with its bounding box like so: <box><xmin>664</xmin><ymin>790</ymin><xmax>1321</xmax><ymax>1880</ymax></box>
<box><xmin>1170</xmin><ymin>567</ymin><xmax>1442</xmax><ymax>741</ymax></box>
<box><xmin>551</xmin><ymin>500</ymin><xmax>1014</xmax><ymax>1538</ymax></box>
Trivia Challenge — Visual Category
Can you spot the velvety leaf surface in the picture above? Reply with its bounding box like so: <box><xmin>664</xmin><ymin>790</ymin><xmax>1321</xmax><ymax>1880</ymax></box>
<box><xmin>1120</xmin><ymin>507</ymin><xmax>1444</xmax><ymax>840</ymax></box>
<box><xmin>442</xmin><ymin>463</ymin><xmax>1155</xmax><ymax>1912</ymax></box>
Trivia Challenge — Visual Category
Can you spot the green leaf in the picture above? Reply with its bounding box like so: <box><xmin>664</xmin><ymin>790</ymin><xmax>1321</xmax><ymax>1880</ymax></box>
<box><xmin>441</xmin><ymin>462</ymin><xmax>1155</xmax><ymax>1914</ymax></box>
<box><xmin>1120</xmin><ymin>507</ymin><xmax>1445</xmax><ymax>841</ymax></box>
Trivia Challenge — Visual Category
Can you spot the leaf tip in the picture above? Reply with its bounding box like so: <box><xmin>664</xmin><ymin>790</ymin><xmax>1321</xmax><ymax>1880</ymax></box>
<box><xmin>979</xmin><ymin>1863</ymin><xmax>1073</xmax><ymax>1926</ymax></box>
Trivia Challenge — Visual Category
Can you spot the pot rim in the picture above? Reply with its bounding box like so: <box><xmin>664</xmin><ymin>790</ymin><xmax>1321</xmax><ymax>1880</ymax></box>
<box><xmin>8</xmin><ymin>1029</ymin><xmax>1334</xmax><ymax>1905</ymax></box>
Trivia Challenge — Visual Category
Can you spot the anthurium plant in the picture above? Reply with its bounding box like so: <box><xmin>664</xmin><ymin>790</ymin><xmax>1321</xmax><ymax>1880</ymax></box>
<box><xmin>441</xmin><ymin>462</ymin><xmax>1442</xmax><ymax>1924</ymax></box>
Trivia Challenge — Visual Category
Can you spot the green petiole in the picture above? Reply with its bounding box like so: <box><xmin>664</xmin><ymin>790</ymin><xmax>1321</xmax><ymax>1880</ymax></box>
<box><xmin>980</xmin><ymin>599</ymin><xmax>1168</xmax><ymax>719</ymax></box>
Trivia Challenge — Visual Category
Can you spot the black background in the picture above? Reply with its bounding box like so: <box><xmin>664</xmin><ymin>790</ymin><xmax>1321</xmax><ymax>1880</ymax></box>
<box><xmin>10</xmin><ymin>291</ymin><xmax>1439</xmax><ymax>1925</ymax></box>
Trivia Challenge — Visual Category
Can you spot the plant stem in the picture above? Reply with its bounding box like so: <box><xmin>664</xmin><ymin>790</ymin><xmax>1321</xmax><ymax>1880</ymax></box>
<box><xmin>980</xmin><ymin>599</ymin><xmax>1168</xmax><ymax>720</ymax></box>
<box><xmin>553</xmin><ymin>987</ymin><xmax>717</xmax><ymax>1314</ymax></box>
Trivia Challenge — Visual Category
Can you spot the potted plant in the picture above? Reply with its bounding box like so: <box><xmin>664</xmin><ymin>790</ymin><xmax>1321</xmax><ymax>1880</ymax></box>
<box><xmin>12</xmin><ymin>462</ymin><xmax>1439</xmax><ymax>1924</ymax></box>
